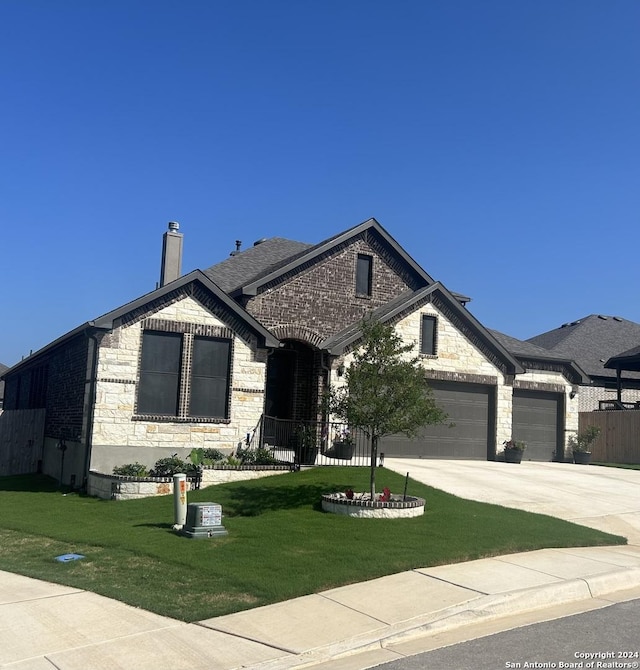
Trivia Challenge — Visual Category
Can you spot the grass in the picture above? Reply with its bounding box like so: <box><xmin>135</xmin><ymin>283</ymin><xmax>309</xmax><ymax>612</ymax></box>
<box><xmin>0</xmin><ymin>467</ymin><xmax>625</xmax><ymax>622</ymax></box>
<box><xmin>592</xmin><ymin>462</ymin><xmax>640</xmax><ymax>470</ymax></box>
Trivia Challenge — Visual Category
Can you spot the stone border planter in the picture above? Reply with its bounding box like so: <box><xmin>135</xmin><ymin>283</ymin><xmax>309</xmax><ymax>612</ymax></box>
<box><xmin>321</xmin><ymin>492</ymin><xmax>425</xmax><ymax>519</ymax></box>
<box><xmin>89</xmin><ymin>464</ymin><xmax>292</xmax><ymax>500</ymax></box>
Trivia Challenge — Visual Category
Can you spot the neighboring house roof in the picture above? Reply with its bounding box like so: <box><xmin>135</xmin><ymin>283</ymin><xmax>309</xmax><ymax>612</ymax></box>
<box><xmin>604</xmin><ymin>345</ymin><xmax>640</xmax><ymax>373</ymax></box>
<box><xmin>3</xmin><ymin>271</ymin><xmax>280</xmax><ymax>377</ymax></box>
<box><xmin>322</xmin><ymin>283</ymin><xmax>525</xmax><ymax>376</ymax></box>
<box><xmin>490</xmin><ymin>329</ymin><xmax>588</xmax><ymax>384</ymax></box>
<box><xmin>204</xmin><ymin>217</ymin><xmax>471</xmax><ymax>304</ymax></box>
<box><xmin>527</xmin><ymin>314</ymin><xmax>640</xmax><ymax>381</ymax></box>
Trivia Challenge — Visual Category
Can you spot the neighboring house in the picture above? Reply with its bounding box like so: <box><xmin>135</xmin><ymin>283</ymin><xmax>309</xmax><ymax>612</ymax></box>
<box><xmin>0</xmin><ymin>363</ymin><xmax>8</xmax><ymax>411</ymax></box>
<box><xmin>527</xmin><ymin>315</ymin><xmax>640</xmax><ymax>411</ymax></box>
<box><xmin>0</xmin><ymin>218</ymin><xmax>585</xmax><ymax>486</ymax></box>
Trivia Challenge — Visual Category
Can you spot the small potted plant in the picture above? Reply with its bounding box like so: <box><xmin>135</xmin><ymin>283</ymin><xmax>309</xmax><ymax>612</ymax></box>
<box><xmin>332</xmin><ymin>427</ymin><xmax>354</xmax><ymax>460</ymax></box>
<box><xmin>568</xmin><ymin>425</ymin><xmax>601</xmax><ymax>465</ymax></box>
<box><xmin>503</xmin><ymin>439</ymin><xmax>526</xmax><ymax>464</ymax></box>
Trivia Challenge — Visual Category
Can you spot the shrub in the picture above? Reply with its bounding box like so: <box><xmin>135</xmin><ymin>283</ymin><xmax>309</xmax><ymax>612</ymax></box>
<box><xmin>569</xmin><ymin>426</ymin><xmax>601</xmax><ymax>453</ymax></box>
<box><xmin>202</xmin><ymin>448</ymin><xmax>227</xmax><ymax>463</ymax></box>
<box><xmin>237</xmin><ymin>447</ymin><xmax>279</xmax><ymax>466</ymax></box>
<box><xmin>112</xmin><ymin>462</ymin><xmax>149</xmax><ymax>477</ymax></box>
<box><xmin>150</xmin><ymin>456</ymin><xmax>198</xmax><ymax>477</ymax></box>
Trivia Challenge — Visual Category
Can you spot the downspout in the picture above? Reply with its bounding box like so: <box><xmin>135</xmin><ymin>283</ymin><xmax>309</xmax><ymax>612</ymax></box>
<box><xmin>82</xmin><ymin>326</ymin><xmax>104</xmax><ymax>490</ymax></box>
<box><xmin>320</xmin><ymin>351</ymin><xmax>337</xmax><ymax>453</ymax></box>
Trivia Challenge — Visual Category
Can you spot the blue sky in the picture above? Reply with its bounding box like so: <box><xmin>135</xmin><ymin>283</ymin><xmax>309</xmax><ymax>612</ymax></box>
<box><xmin>1</xmin><ymin>1</ymin><xmax>639</xmax><ymax>366</ymax></box>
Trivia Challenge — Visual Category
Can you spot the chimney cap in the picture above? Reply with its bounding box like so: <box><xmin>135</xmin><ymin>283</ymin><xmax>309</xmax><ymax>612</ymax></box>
<box><xmin>168</xmin><ymin>221</ymin><xmax>180</xmax><ymax>232</ymax></box>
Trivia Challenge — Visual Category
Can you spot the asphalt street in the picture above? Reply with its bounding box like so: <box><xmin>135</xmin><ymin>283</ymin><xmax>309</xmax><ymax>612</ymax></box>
<box><xmin>370</xmin><ymin>597</ymin><xmax>640</xmax><ymax>670</ymax></box>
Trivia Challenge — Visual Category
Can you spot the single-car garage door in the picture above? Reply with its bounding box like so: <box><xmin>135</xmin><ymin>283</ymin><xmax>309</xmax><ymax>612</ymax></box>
<box><xmin>379</xmin><ymin>381</ymin><xmax>495</xmax><ymax>459</ymax></box>
<box><xmin>512</xmin><ymin>390</ymin><xmax>563</xmax><ymax>461</ymax></box>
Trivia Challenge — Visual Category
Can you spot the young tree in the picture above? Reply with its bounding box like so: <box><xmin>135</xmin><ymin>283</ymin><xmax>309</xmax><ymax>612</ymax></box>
<box><xmin>327</xmin><ymin>317</ymin><xmax>447</xmax><ymax>498</ymax></box>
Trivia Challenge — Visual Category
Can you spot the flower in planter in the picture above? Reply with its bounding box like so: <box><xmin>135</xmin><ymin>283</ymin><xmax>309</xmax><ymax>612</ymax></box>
<box><xmin>378</xmin><ymin>487</ymin><xmax>391</xmax><ymax>502</ymax></box>
<box><xmin>503</xmin><ymin>439</ymin><xmax>526</xmax><ymax>451</ymax></box>
<box><xmin>334</xmin><ymin>427</ymin><xmax>353</xmax><ymax>445</ymax></box>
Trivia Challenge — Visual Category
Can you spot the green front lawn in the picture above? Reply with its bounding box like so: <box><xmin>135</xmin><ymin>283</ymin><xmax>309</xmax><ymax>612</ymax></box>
<box><xmin>0</xmin><ymin>467</ymin><xmax>625</xmax><ymax>622</ymax></box>
<box><xmin>592</xmin><ymin>462</ymin><xmax>640</xmax><ymax>470</ymax></box>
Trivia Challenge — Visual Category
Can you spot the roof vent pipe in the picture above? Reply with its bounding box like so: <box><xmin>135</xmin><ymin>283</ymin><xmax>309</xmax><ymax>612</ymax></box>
<box><xmin>230</xmin><ymin>240</ymin><xmax>242</xmax><ymax>256</ymax></box>
<box><xmin>159</xmin><ymin>221</ymin><xmax>183</xmax><ymax>287</ymax></box>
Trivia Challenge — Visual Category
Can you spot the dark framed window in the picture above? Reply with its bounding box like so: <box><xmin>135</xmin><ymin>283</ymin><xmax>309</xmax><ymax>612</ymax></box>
<box><xmin>189</xmin><ymin>337</ymin><xmax>231</xmax><ymax>418</ymax></box>
<box><xmin>356</xmin><ymin>254</ymin><xmax>373</xmax><ymax>296</ymax></box>
<box><xmin>137</xmin><ymin>329</ymin><xmax>233</xmax><ymax>420</ymax></box>
<box><xmin>138</xmin><ymin>331</ymin><xmax>182</xmax><ymax>415</ymax></box>
<box><xmin>420</xmin><ymin>315</ymin><xmax>437</xmax><ymax>355</ymax></box>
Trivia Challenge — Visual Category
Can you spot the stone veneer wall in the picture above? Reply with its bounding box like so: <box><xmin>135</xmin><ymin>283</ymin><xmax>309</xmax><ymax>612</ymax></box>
<box><xmin>88</xmin><ymin>465</ymin><xmax>290</xmax><ymax>500</ymax></box>
<box><xmin>331</xmin><ymin>302</ymin><xmax>578</xmax><ymax>456</ymax></box>
<box><xmin>394</xmin><ymin>303</ymin><xmax>508</xmax><ymax>446</ymax></box>
<box><xmin>89</xmin><ymin>295</ymin><xmax>268</xmax><ymax>474</ymax></box>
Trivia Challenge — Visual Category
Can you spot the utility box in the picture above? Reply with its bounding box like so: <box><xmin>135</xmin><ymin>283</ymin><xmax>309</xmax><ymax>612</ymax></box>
<box><xmin>180</xmin><ymin>502</ymin><xmax>228</xmax><ymax>539</ymax></box>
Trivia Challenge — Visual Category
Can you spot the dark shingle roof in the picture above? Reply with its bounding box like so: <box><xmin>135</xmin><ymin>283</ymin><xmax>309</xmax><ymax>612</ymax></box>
<box><xmin>490</xmin><ymin>330</ymin><xmax>588</xmax><ymax>383</ymax></box>
<box><xmin>605</xmin><ymin>345</ymin><xmax>640</xmax><ymax>372</ymax></box>
<box><xmin>203</xmin><ymin>238</ymin><xmax>313</xmax><ymax>293</ymax></box>
<box><xmin>202</xmin><ymin>219</ymin><xmax>479</xmax><ymax>304</ymax></box>
<box><xmin>489</xmin><ymin>330</ymin><xmax>569</xmax><ymax>360</ymax></box>
<box><xmin>527</xmin><ymin>315</ymin><xmax>640</xmax><ymax>380</ymax></box>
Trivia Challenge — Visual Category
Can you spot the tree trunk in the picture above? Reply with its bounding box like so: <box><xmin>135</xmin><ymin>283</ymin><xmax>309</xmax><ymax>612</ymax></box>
<box><xmin>370</xmin><ymin>434</ymin><xmax>378</xmax><ymax>498</ymax></box>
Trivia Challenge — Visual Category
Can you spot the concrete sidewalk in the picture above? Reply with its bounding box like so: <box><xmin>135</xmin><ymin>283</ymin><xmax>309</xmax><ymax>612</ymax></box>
<box><xmin>3</xmin><ymin>545</ymin><xmax>640</xmax><ymax>670</ymax></box>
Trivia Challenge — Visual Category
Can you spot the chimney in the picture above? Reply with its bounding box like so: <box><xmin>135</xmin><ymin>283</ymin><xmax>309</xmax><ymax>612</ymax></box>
<box><xmin>160</xmin><ymin>221</ymin><xmax>183</xmax><ymax>287</ymax></box>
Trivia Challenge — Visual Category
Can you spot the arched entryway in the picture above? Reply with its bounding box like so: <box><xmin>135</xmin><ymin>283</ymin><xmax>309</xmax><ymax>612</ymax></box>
<box><xmin>265</xmin><ymin>340</ymin><xmax>321</xmax><ymax>422</ymax></box>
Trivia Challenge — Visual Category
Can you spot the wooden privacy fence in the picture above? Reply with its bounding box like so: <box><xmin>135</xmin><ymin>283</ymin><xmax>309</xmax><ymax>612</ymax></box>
<box><xmin>578</xmin><ymin>411</ymin><xmax>640</xmax><ymax>464</ymax></box>
<box><xmin>0</xmin><ymin>409</ymin><xmax>46</xmax><ymax>476</ymax></box>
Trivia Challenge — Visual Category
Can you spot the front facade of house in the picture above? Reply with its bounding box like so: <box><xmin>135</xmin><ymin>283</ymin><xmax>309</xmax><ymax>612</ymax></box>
<box><xmin>0</xmin><ymin>219</ymin><xmax>585</xmax><ymax>485</ymax></box>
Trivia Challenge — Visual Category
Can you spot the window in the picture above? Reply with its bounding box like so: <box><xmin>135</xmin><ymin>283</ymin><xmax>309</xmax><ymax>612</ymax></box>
<box><xmin>420</xmin><ymin>315</ymin><xmax>437</xmax><ymax>355</ymax></box>
<box><xmin>190</xmin><ymin>337</ymin><xmax>231</xmax><ymax>418</ymax></box>
<box><xmin>356</xmin><ymin>254</ymin><xmax>373</xmax><ymax>296</ymax></box>
<box><xmin>137</xmin><ymin>330</ymin><xmax>232</xmax><ymax>420</ymax></box>
<box><xmin>138</xmin><ymin>331</ymin><xmax>182</xmax><ymax>415</ymax></box>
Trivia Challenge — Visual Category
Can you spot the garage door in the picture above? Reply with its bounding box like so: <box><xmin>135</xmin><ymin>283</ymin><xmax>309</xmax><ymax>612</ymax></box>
<box><xmin>512</xmin><ymin>390</ymin><xmax>562</xmax><ymax>462</ymax></box>
<box><xmin>379</xmin><ymin>381</ymin><xmax>495</xmax><ymax>459</ymax></box>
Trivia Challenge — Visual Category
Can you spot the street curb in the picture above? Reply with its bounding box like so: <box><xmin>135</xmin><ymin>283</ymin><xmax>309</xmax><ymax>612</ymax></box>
<box><xmin>249</xmin><ymin>568</ymin><xmax>640</xmax><ymax>670</ymax></box>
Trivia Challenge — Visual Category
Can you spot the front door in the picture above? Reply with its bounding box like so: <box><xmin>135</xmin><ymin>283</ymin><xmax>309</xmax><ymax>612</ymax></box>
<box><xmin>265</xmin><ymin>349</ymin><xmax>296</xmax><ymax>419</ymax></box>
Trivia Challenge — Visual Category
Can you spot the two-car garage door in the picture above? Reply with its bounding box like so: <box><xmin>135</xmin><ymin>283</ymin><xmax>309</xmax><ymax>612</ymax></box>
<box><xmin>379</xmin><ymin>382</ymin><xmax>563</xmax><ymax>461</ymax></box>
<box><xmin>379</xmin><ymin>381</ymin><xmax>494</xmax><ymax>460</ymax></box>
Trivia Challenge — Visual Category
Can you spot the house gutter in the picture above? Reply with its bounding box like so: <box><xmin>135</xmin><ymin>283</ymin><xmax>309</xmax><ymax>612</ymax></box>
<box><xmin>82</xmin><ymin>323</ymin><xmax>110</xmax><ymax>489</ymax></box>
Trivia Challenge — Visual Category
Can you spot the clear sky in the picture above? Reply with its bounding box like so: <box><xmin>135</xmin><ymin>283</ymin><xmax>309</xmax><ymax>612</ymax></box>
<box><xmin>1</xmin><ymin>1</ymin><xmax>639</xmax><ymax>367</ymax></box>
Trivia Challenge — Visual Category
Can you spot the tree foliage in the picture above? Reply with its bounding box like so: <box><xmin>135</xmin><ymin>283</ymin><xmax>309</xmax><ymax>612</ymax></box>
<box><xmin>327</xmin><ymin>317</ymin><xmax>447</xmax><ymax>496</ymax></box>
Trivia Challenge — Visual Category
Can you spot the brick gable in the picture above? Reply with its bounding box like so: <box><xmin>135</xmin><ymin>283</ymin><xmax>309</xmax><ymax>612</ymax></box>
<box><xmin>245</xmin><ymin>235</ymin><xmax>421</xmax><ymax>341</ymax></box>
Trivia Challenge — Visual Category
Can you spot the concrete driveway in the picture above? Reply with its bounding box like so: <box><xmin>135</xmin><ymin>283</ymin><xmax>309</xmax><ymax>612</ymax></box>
<box><xmin>384</xmin><ymin>458</ymin><xmax>640</xmax><ymax>544</ymax></box>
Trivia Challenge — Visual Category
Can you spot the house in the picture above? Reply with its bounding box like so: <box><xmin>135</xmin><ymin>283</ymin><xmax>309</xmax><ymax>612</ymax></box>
<box><xmin>527</xmin><ymin>315</ymin><xmax>640</xmax><ymax>411</ymax></box>
<box><xmin>0</xmin><ymin>218</ymin><xmax>584</xmax><ymax>486</ymax></box>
